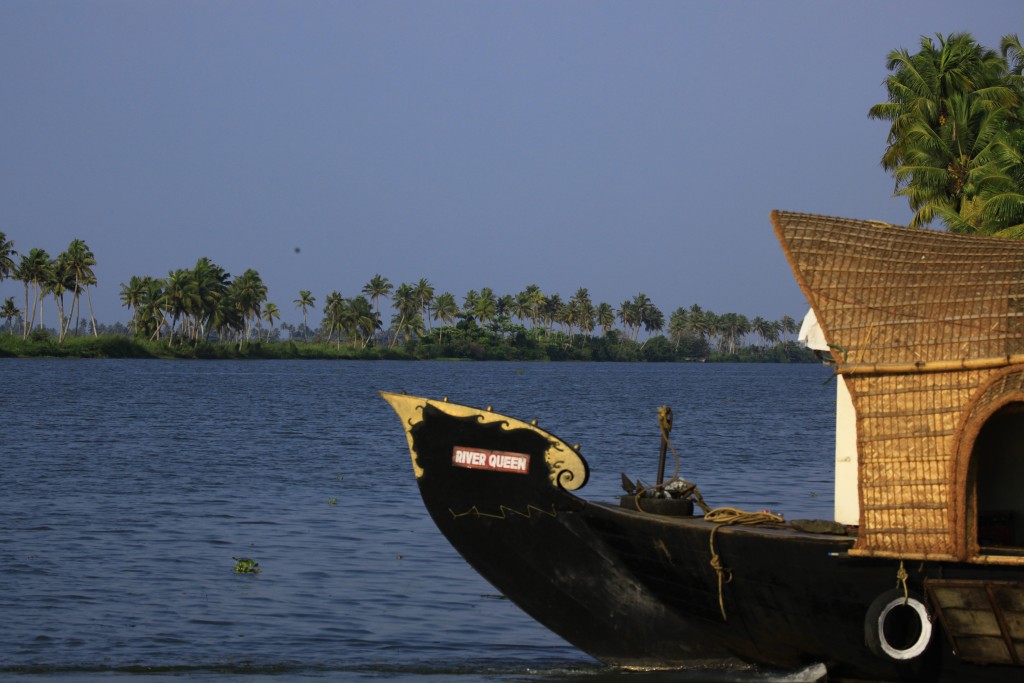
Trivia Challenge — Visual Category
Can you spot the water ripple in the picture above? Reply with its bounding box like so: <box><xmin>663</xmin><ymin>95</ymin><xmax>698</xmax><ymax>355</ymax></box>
<box><xmin>1</xmin><ymin>359</ymin><xmax>834</xmax><ymax>681</ymax></box>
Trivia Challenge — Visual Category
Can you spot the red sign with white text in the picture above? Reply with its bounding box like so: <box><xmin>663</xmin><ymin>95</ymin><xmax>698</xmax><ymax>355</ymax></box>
<box><xmin>452</xmin><ymin>447</ymin><xmax>531</xmax><ymax>475</ymax></box>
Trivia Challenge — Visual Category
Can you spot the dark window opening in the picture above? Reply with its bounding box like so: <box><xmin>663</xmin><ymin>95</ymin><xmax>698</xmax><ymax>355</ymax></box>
<box><xmin>973</xmin><ymin>403</ymin><xmax>1024</xmax><ymax>553</ymax></box>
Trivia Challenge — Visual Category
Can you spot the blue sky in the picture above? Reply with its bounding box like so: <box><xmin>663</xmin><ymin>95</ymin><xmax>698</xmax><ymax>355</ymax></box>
<box><xmin>2</xmin><ymin>1</ymin><xmax>1021</xmax><ymax>328</ymax></box>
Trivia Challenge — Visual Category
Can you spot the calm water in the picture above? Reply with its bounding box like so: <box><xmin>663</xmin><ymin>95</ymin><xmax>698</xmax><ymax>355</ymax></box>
<box><xmin>1</xmin><ymin>360</ymin><xmax>835</xmax><ymax>682</ymax></box>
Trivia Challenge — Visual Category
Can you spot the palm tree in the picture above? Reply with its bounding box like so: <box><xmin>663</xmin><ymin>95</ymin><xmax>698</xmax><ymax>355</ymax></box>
<box><xmin>868</xmin><ymin>33</ymin><xmax>1021</xmax><ymax>231</ymax></box>
<box><xmin>977</xmin><ymin>123</ymin><xmax>1024</xmax><ymax>236</ymax></box>
<box><xmin>362</xmin><ymin>274</ymin><xmax>393</xmax><ymax>322</ymax></box>
<box><xmin>1</xmin><ymin>297</ymin><xmax>18</xmax><ymax>334</ymax></box>
<box><xmin>474</xmin><ymin>287</ymin><xmax>497</xmax><ymax>326</ymax></box>
<box><xmin>189</xmin><ymin>257</ymin><xmax>230</xmax><ymax>342</ymax></box>
<box><xmin>293</xmin><ymin>290</ymin><xmax>316</xmax><ymax>340</ymax></box>
<box><xmin>619</xmin><ymin>293</ymin><xmax>655</xmax><ymax>341</ymax></box>
<box><xmin>687</xmin><ymin>304</ymin><xmax>711</xmax><ymax>346</ymax></box>
<box><xmin>46</xmin><ymin>254</ymin><xmax>76</xmax><ymax>342</ymax></box>
<box><xmin>780</xmin><ymin>314</ymin><xmax>798</xmax><ymax>341</ymax></box>
<box><xmin>390</xmin><ymin>283</ymin><xmax>418</xmax><ymax>347</ymax></box>
<box><xmin>232</xmin><ymin>269</ymin><xmax>267</xmax><ymax>342</ymax></box>
<box><xmin>461</xmin><ymin>289</ymin><xmax>479</xmax><ymax>321</ymax></box>
<box><xmin>162</xmin><ymin>268</ymin><xmax>199</xmax><ymax>346</ymax></box>
<box><xmin>0</xmin><ymin>232</ymin><xmax>16</xmax><ymax>292</ymax></box>
<box><xmin>496</xmin><ymin>294</ymin><xmax>515</xmax><ymax>321</ymax></box>
<box><xmin>569</xmin><ymin>288</ymin><xmax>595</xmax><ymax>339</ymax></box>
<box><xmin>511</xmin><ymin>291</ymin><xmax>531</xmax><ymax>326</ymax></box>
<box><xmin>210</xmin><ymin>288</ymin><xmax>242</xmax><ymax>343</ymax></box>
<box><xmin>413</xmin><ymin>278</ymin><xmax>435</xmax><ymax>332</ymax></box>
<box><xmin>544</xmin><ymin>293</ymin><xmax>564</xmax><ymax>335</ymax></box>
<box><xmin>596</xmin><ymin>302</ymin><xmax>616</xmax><ymax>336</ymax></box>
<box><xmin>518</xmin><ymin>284</ymin><xmax>545</xmax><ymax>329</ymax></box>
<box><xmin>751</xmin><ymin>316</ymin><xmax>781</xmax><ymax>346</ymax></box>
<box><xmin>261</xmin><ymin>302</ymin><xmax>281</xmax><ymax>340</ymax></box>
<box><xmin>138</xmin><ymin>278</ymin><xmax>167</xmax><ymax>340</ymax></box>
<box><xmin>15</xmin><ymin>248</ymin><xmax>51</xmax><ymax>338</ymax></box>
<box><xmin>618</xmin><ymin>299</ymin><xmax>637</xmax><ymax>340</ymax></box>
<box><xmin>120</xmin><ymin>275</ymin><xmax>148</xmax><ymax>333</ymax></box>
<box><xmin>668</xmin><ymin>307</ymin><xmax>689</xmax><ymax>351</ymax></box>
<box><xmin>62</xmin><ymin>239</ymin><xmax>98</xmax><ymax>336</ymax></box>
<box><xmin>432</xmin><ymin>292</ymin><xmax>459</xmax><ymax>342</ymax></box>
<box><xmin>322</xmin><ymin>291</ymin><xmax>345</xmax><ymax>345</ymax></box>
<box><xmin>717</xmin><ymin>312</ymin><xmax>751</xmax><ymax>355</ymax></box>
<box><xmin>641</xmin><ymin>305</ymin><xmax>665</xmax><ymax>346</ymax></box>
<box><xmin>344</xmin><ymin>295</ymin><xmax>380</xmax><ymax>347</ymax></box>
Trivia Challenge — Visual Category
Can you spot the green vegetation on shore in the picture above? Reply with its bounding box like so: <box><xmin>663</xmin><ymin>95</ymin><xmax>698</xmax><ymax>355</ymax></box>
<box><xmin>0</xmin><ymin>329</ymin><xmax>818</xmax><ymax>363</ymax></box>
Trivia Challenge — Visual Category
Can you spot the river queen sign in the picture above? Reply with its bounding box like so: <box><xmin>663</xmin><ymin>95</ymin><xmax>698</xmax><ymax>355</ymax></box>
<box><xmin>452</xmin><ymin>447</ymin><xmax>531</xmax><ymax>475</ymax></box>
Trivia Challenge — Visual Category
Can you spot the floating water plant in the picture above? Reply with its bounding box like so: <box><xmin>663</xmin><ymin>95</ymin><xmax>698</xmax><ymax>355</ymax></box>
<box><xmin>327</xmin><ymin>497</ymin><xmax>338</xmax><ymax>506</ymax></box>
<box><xmin>233</xmin><ymin>557</ymin><xmax>261</xmax><ymax>574</ymax></box>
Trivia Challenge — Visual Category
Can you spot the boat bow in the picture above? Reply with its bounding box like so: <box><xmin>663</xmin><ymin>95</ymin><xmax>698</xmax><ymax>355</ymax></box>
<box><xmin>380</xmin><ymin>390</ymin><xmax>589</xmax><ymax>494</ymax></box>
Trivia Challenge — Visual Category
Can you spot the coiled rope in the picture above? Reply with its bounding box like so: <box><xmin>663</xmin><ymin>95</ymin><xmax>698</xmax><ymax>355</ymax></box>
<box><xmin>705</xmin><ymin>507</ymin><xmax>785</xmax><ymax>621</ymax></box>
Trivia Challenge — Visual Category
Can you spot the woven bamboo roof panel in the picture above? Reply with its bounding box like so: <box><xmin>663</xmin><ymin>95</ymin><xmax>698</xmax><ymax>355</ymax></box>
<box><xmin>771</xmin><ymin>211</ymin><xmax>1024</xmax><ymax>559</ymax></box>
<box><xmin>771</xmin><ymin>211</ymin><xmax>1024</xmax><ymax>367</ymax></box>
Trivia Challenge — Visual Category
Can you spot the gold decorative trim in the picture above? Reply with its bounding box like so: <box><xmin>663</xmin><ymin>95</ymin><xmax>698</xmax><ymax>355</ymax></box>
<box><xmin>379</xmin><ymin>391</ymin><xmax>588</xmax><ymax>490</ymax></box>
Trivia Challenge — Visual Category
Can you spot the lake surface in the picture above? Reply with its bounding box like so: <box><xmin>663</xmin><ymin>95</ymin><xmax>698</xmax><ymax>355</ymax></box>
<box><xmin>1</xmin><ymin>359</ymin><xmax>836</xmax><ymax>682</ymax></box>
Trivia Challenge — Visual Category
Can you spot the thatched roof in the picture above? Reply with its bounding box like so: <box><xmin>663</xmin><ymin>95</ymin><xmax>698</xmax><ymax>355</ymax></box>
<box><xmin>772</xmin><ymin>211</ymin><xmax>1024</xmax><ymax>560</ymax></box>
<box><xmin>772</xmin><ymin>211</ymin><xmax>1024</xmax><ymax>371</ymax></box>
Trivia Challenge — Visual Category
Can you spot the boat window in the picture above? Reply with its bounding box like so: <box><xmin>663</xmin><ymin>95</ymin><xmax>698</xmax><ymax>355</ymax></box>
<box><xmin>973</xmin><ymin>403</ymin><xmax>1024</xmax><ymax>554</ymax></box>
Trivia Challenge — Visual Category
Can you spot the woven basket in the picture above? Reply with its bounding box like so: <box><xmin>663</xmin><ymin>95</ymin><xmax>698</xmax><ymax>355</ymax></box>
<box><xmin>772</xmin><ymin>211</ymin><xmax>1024</xmax><ymax>559</ymax></box>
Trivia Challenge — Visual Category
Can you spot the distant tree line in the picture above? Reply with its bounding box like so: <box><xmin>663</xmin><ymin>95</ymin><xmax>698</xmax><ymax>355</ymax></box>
<box><xmin>0</xmin><ymin>235</ymin><xmax>807</xmax><ymax>361</ymax></box>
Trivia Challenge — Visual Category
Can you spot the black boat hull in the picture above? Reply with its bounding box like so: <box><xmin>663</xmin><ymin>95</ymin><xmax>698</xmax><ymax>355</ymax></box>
<box><xmin>382</xmin><ymin>392</ymin><xmax>1023</xmax><ymax>682</ymax></box>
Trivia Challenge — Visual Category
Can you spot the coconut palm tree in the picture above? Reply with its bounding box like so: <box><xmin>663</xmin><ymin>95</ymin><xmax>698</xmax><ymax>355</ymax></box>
<box><xmin>15</xmin><ymin>248</ymin><xmax>50</xmax><ymax>338</ymax></box>
<box><xmin>321</xmin><ymin>291</ymin><xmax>345</xmax><ymax>345</ymax></box>
<box><xmin>362</xmin><ymin>274</ymin><xmax>392</xmax><ymax>321</ymax></box>
<box><xmin>975</xmin><ymin>124</ymin><xmax>1024</xmax><ymax>236</ymax></box>
<box><xmin>62</xmin><ymin>239</ymin><xmax>98</xmax><ymax>336</ymax></box>
<box><xmin>162</xmin><ymin>268</ymin><xmax>200</xmax><ymax>346</ymax></box>
<box><xmin>461</xmin><ymin>289</ymin><xmax>479</xmax><ymax>321</ymax></box>
<box><xmin>432</xmin><ymin>292</ymin><xmax>459</xmax><ymax>342</ymax></box>
<box><xmin>390</xmin><ymin>283</ymin><xmax>418</xmax><ymax>347</ymax></box>
<box><xmin>189</xmin><ymin>257</ymin><xmax>230</xmax><ymax>342</ymax></box>
<box><xmin>751</xmin><ymin>316</ymin><xmax>780</xmax><ymax>346</ymax></box>
<box><xmin>413</xmin><ymin>278</ymin><xmax>435</xmax><ymax>332</ymax></box>
<box><xmin>231</xmin><ymin>269</ymin><xmax>267</xmax><ymax>342</ymax></box>
<box><xmin>618</xmin><ymin>293</ymin><xmax>655</xmax><ymax>342</ymax></box>
<box><xmin>474</xmin><ymin>287</ymin><xmax>497</xmax><ymax>327</ymax></box>
<box><xmin>596</xmin><ymin>302</ymin><xmax>616</xmax><ymax>336</ymax></box>
<box><xmin>717</xmin><ymin>312</ymin><xmax>751</xmax><ymax>355</ymax></box>
<box><xmin>210</xmin><ymin>288</ymin><xmax>242</xmax><ymax>343</ymax></box>
<box><xmin>641</xmin><ymin>305</ymin><xmax>665</xmax><ymax>346</ymax></box>
<box><xmin>569</xmin><ymin>288</ymin><xmax>595</xmax><ymax>339</ymax></box>
<box><xmin>0</xmin><ymin>232</ymin><xmax>16</xmax><ymax>292</ymax></box>
<box><xmin>687</xmin><ymin>304</ymin><xmax>711</xmax><ymax>346</ymax></box>
<box><xmin>868</xmin><ymin>33</ymin><xmax>1021</xmax><ymax>231</ymax></box>
<box><xmin>293</xmin><ymin>290</ymin><xmax>316</xmax><ymax>340</ymax></box>
<box><xmin>261</xmin><ymin>302</ymin><xmax>280</xmax><ymax>340</ymax></box>
<box><xmin>344</xmin><ymin>295</ymin><xmax>380</xmax><ymax>347</ymax></box>
<box><xmin>120</xmin><ymin>275</ymin><xmax>148</xmax><ymax>333</ymax></box>
<box><xmin>780</xmin><ymin>314</ymin><xmax>798</xmax><ymax>341</ymax></box>
<box><xmin>45</xmin><ymin>254</ymin><xmax>77</xmax><ymax>342</ymax></box>
<box><xmin>543</xmin><ymin>293</ymin><xmax>564</xmax><ymax>335</ymax></box>
<box><xmin>1</xmin><ymin>297</ymin><xmax>18</xmax><ymax>334</ymax></box>
<box><xmin>518</xmin><ymin>284</ymin><xmax>545</xmax><ymax>329</ymax></box>
<box><xmin>668</xmin><ymin>307</ymin><xmax>689</xmax><ymax>351</ymax></box>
